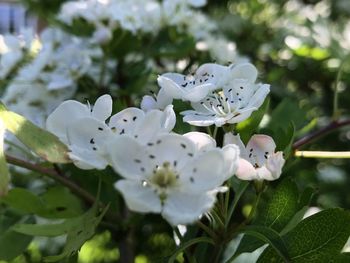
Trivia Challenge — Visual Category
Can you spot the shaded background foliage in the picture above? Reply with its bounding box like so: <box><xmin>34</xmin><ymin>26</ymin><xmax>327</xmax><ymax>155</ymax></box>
<box><xmin>0</xmin><ymin>0</ymin><xmax>350</xmax><ymax>262</ymax></box>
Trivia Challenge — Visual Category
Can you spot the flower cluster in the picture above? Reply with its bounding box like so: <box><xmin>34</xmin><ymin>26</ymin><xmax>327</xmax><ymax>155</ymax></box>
<box><xmin>45</xmin><ymin>61</ymin><xmax>285</xmax><ymax>225</ymax></box>
<box><xmin>0</xmin><ymin>28</ymin><xmax>115</xmax><ymax>127</ymax></box>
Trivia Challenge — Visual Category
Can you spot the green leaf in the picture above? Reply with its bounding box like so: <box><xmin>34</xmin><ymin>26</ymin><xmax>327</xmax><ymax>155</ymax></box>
<box><xmin>236</xmin><ymin>226</ymin><xmax>290</xmax><ymax>263</ymax></box>
<box><xmin>0</xmin><ymin>215</ymin><xmax>33</xmax><ymax>261</ymax></box>
<box><xmin>44</xmin><ymin>204</ymin><xmax>109</xmax><ymax>262</ymax></box>
<box><xmin>13</xmin><ymin>202</ymin><xmax>109</xmax><ymax>261</ymax></box>
<box><xmin>0</xmin><ymin>119</ymin><xmax>10</xmax><ymax>196</ymax></box>
<box><xmin>1</xmin><ymin>187</ymin><xmax>83</xmax><ymax>219</ymax></box>
<box><xmin>281</xmin><ymin>187</ymin><xmax>315</xmax><ymax>235</ymax></box>
<box><xmin>257</xmin><ymin>208</ymin><xmax>350</xmax><ymax>263</ymax></box>
<box><xmin>0</xmin><ymin>102</ymin><xmax>70</xmax><ymax>163</ymax></box>
<box><xmin>236</xmin><ymin>98</ymin><xmax>270</xmax><ymax>143</ymax></box>
<box><xmin>235</xmin><ymin>179</ymin><xmax>300</xmax><ymax>255</ymax></box>
<box><xmin>1</xmin><ymin>188</ymin><xmax>45</xmax><ymax>215</ymax></box>
<box><xmin>268</xmin><ymin>99</ymin><xmax>306</xmax><ymax>131</ymax></box>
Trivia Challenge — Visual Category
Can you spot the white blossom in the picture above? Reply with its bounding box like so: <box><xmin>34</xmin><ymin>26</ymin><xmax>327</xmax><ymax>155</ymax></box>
<box><xmin>181</xmin><ymin>63</ymin><xmax>270</xmax><ymax>127</ymax></box>
<box><xmin>109</xmin><ymin>132</ymin><xmax>239</xmax><ymax>225</ymax></box>
<box><xmin>224</xmin><ymin>133</ymin><xmax>285</xmax><ymax>181</ymax></box>
<box><xmin>46</xmin><ymin>95</ymin><xmax>176</xmax><ymax>170</ymax></box>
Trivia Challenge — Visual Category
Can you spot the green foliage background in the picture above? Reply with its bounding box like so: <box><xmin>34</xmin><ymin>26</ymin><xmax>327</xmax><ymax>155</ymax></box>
<box><xmin>0</xmin><ymin>0</ymin><xmax>350</xmax><ymax>262</ymax></box>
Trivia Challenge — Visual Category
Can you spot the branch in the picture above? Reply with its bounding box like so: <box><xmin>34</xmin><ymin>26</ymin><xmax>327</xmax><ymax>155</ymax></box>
<box><xmin>292</xmin><ymin>119</ymin><xmax>350</xmax><ymax>149</ymax></box>
<box><xmin>5</xmin><ymin>154</ymin><xmax>120</xmax><ymax>221</ymax></box>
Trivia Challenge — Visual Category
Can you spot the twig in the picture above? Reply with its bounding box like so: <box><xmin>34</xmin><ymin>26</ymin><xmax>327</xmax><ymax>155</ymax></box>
<box><xmin>292</xmin><ymin>119</ymin><xmax>350</xmax><ymax>149</ymax></box>
<box><xmin>5</xmin><ymin>154</ymin><xmax>120</xmax><ymax>221</ymax></box>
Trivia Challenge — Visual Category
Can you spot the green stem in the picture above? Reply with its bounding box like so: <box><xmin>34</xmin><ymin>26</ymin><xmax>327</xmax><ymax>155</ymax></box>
<box><xmin>213</xmin><ymin>126</ymin><xmax>218</xmax><ymax>139</ymax></box>
<box><xmin>332</xmin><ymin>55</ymin><xmax>349</xmax><ymax>120</ymax></box>
<box><xmin>196</xmin><ymin>221</ymin><xmax>218</xmax><ymax>240</ymax></box>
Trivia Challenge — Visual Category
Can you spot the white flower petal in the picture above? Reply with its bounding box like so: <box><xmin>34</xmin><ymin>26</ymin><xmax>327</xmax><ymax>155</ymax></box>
<box><xmin>227</xmin><ymin>108</ymin><xmax>256</xmax><ymax>124</ymax></box>
<box><xmin>223</xmin><ymin>133</ymin><xmax>248</xmax><ymax>159</ymax></box>
<box><xmin>108</xmin><ymin>135</ymin><xmax>152</xmax><ymax>180</ymax></box>
<box><xmin>109</xmin><ymin>107</ymin><xmax>145</xmax><ymax>135</ymax></box>
<box><xmin>46</xmin><ymin>100</ymin><xmax>90</xmax><ymax>143</ymax></box>
<box><xmin>179</xmin><ymin>149</ymin><xmax>225</xmax><ymax>192</ymax></box>
<box><xmin>183</xmin><ymin>132</ymin><xmax>216</xmax><ymax>152</ymax></box>
<box><xmin>68</xmin><ymin>145</ymin><xmax>109</xmax><ymax>170</ymax></box>
<box><xmin>91</xmin><ymin>94</ymin><xmax>113</xmax><ymax>121</ymax></box>
<box><xmin>162</xmin><ymin>191</ymin><xmax>216</xmax><ymax>225</ymax></box>
<box><xmin>115</xmin><ymin>180</ymin><xmax>162</xmax><ymax>213</ymax></box>
<box><xmin>162</xmin><ymin>105</ymin><xmax>176</xmax><ymax>132</ymax></box>
<box><xmin>67</xmin><ymin>117</ymin><xmax>111</xmax><ymax>151</ymax></box>
<box><xmin>182</xmin><ymin>112</ymin><xmax>216</xmax><ymax>126</ymax></box>
<box><xmin>222</xmin><ymin>144</ymin><xmax>240</xmax><ymax>180</ymax></box>
<box><xmin>146</xmin><ymin>134</ymin><xmax>196</xmax><ymax>170</ymax></box>
<box><xmin>157</xmin><ymin>75</ymin><xmax>184</xmax><ymax>99</ymax></box>
<box><xmin>247</xmin><ymin>84</ymin><xmax>270</xmax><ymax>109</ymax></box>
<box><xmin>230</xmin><ymin>63</ymin><xmax>258</xmax><ymax>82</ymax></box>
<box><xmin>140</xmin><ymin>95</ymin><xmax>157</xmax><ymax>111</ymax></box>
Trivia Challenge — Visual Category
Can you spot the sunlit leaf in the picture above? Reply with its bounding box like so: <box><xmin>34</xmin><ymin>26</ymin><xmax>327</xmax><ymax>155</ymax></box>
<box><xmin>0</xmin><ymin>102</ymin><xmax>70</xmax><ymax>163</ymax></box>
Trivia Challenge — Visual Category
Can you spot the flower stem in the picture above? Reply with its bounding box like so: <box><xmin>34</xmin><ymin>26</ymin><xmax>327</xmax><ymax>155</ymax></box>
<box><xmin>295</xmin><ymin>150</ymin><xmax>350</xmax><ymax>158</ymax></box>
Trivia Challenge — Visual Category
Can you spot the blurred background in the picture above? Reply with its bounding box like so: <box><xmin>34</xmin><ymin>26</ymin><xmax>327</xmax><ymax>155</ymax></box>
<box><xmin>0</xmin><ymin>0</ymin><xmax>349</xmax><ymax>262</ymax></box>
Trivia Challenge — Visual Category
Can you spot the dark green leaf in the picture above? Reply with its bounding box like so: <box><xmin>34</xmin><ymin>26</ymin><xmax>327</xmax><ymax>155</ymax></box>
<box><xmin>236</xmin><ymin>226</ymin><xmax>290</xmax><ymax>263</ymax></box>
<box><xmin>0</xmin><ymin>215</ymin><xmax>33</xmax><ymax>261</ymax></box>
<box><xmin>236</xmin><ymin>179</ymin><xmax>299</xmax><ymax>255</ymax></box>
<box><xmin>258</xmin><ymin>208</ymin><xmax>350</xmax><ymax>263</ymax></box>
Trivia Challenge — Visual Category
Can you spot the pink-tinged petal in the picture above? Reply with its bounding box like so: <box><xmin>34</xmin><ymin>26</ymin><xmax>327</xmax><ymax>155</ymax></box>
<box><xmin>109</xmin><ymin>107</ymin><xmax>145</xmax><ymax>135</ymax></box>
<box><xmin>91</xmin><ymin>94</ymin><xmax>113</xmax><ymax>121</ymax></box>
<box><xmin>162</xmin><ymin>191</ymin><xmax>216</xmax><ymax>225</ymax></box>
<box><xmin>107</xmin><ymin>135</ymin><xmax>152</xmax><ymax>180</ymax></box>
<box><xmin>247</xmin><ymin>134</ymin><xmax>276</xmax><ymax>165</ymax></box>
<box><xmin>230</xmin><ymin>63</ymin><xmax>258</xmax><ymax>82</ymax></box>
<box><xmin>115</xmin><ymin>180</ymin><xmax>162</xmax><ymax>213</ymax></box>
<box><xmin>183</xmin><ymin>132</ymin><xmax>216</xmax><ymax>152</ymax></box>
<box><xmin>179</xmin><ymin>149</ymin><xmax>225</xmax><ymax>193</ymax></box>
<box><xmin>222</xmin><ymin>144</ymin><xmax>240</xmax><ymax>180</ymax></box>
<box><xmin>265</xmin><ymin>151</ymin><xmax>285</xmax><ymax>181</ymax></box>
<box><xmin>235</xmin><ymin>158</ymin><xmax>258</xmax><ymax>181</ymax></box>
<box><xmin>256</xmin><ymin>166</ymin><xmax>273</xmax><ymax>181</ymax></box>
<box><xmin>46</xmin><ymin>100</ymin><xmax>90</xmax><ymax>143</ymax></box>
<box><xmin>223</xmin><ymin>133</ymin><xmax>248</xmax><ymax>160</ymax></box>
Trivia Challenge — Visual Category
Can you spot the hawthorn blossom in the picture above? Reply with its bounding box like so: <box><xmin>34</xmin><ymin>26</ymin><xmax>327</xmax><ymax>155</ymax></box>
<box><xmin>46</xmin><ymin>95</ymin><xmax>176</xmax><ymax>170</ymax></box>
<box><xmin>141</xmin><ymin>63</ymin><xmax>228</xmax><ymax>112</ymax></box>
<box><xmin>224</xmin><ymin>133</ymin><xmax>285</xmax><ymax>181</ymax></box>
<box><xmin>181</xmin><ymin>63</ymin><xmax>270</xmax><ymax>127</ymax></box>
<box><xmin>110</xmin><ymin>133</ymin><xmax>239</xmax><ymax>225</ymax></box>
